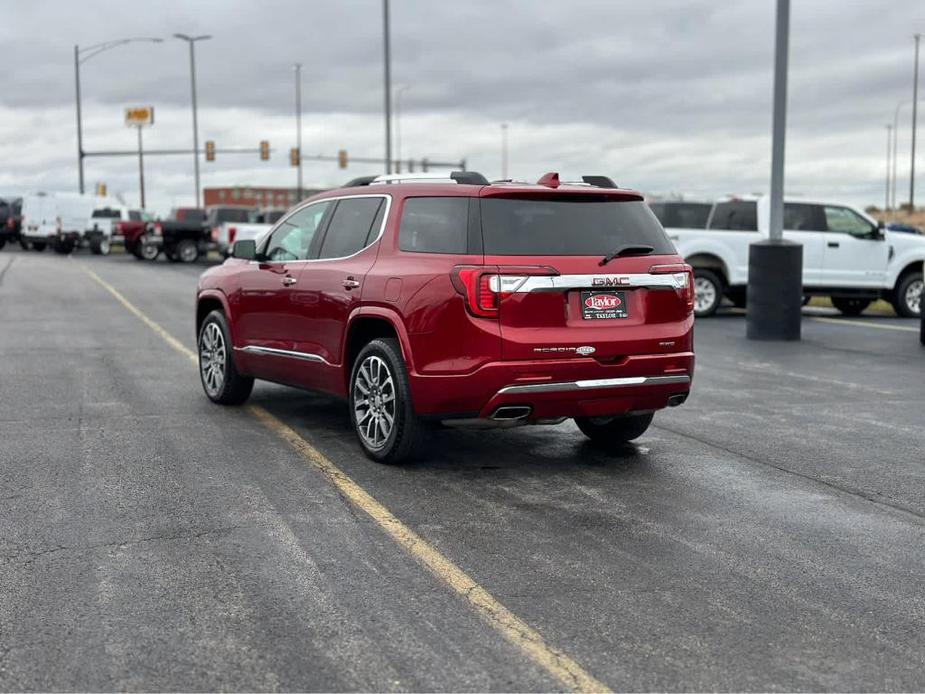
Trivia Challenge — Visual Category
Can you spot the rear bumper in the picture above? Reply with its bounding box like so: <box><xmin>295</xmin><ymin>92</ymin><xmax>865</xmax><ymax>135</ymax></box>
<box><xmin>410</xmin><ymin>352</ymin><xmax>694</xmax><ymax>419</ymax></box>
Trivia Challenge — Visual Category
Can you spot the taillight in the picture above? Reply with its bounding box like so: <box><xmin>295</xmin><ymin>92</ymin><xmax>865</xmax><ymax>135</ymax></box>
<box><xmin>116</xmin><ymin>221</ymin><xmax>124</xmax><ymax>233</ymax></box>
<box><xmin>650</xmin><ymin>263</ymin><xmax>694</xmax><ymax>313</ymax></box>
<box><xmin>451</xmin><ymin>265</ymin><xmax>558</xmax><ymax>318</ymax></box>
<box><xmin>153</xmin><ymin>223</ymin><xmax>162</xmax><ymax>236</ymax></box>
<box><xmin>228</xmin><ymin>227</ymin><xmax>237</xmax><ymax>245</ymax></box>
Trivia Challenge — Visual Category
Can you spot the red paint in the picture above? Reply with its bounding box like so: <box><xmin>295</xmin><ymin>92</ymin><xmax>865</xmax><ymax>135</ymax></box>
<box><xmin>197</xmin><ymin>180</ymin><xmax>694</xmax><ymax>419</ymax></box>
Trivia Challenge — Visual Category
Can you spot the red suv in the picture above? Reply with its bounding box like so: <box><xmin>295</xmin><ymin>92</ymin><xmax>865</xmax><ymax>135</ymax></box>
<box><xmin>196</xmin><ymin>171</ymin><xmax>694</xmax><ymax>463</ymax></box>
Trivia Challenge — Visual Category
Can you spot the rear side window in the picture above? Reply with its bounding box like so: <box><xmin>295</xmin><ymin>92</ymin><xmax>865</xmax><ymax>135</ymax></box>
<box><xmin>479</xmin><ymin>198</ymin><xmax>674</xmax><ymax>256</ymax></box>
<box><xmin>783</xmin><ymin>203</ymin><xmax>824</xmax><ymax>231</ymax></box>
<box><xmin>708</xmin><ymin>201</ymin><xmax>758</xmax><ymax>231</ymax></box>
<box><xmin>399</xmin><ymin>197</ymin><xmax>469</xmax><ymax>253</ymax></box>
<box><xmin>649</xmin><ymin>202</ymin><xmax>711</xmax><ymax>228</ymax></box>
<box><xmin>318</xmin><ymin>197</ymin><xmax>384</xmax><ymax>259</ymax></box>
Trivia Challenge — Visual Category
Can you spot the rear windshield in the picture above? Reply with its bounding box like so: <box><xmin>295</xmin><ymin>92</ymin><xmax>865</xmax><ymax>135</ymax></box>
<box><xmin>480</xmin><ymin>198</ymin><xmax>674</xmax><ymax>256</ymax></box>
<box><xmin>92</xmin><ymin>208</ymin><xmax>121</xmax><ymax>218</ymax></box>
<box><xmin>649</xmin><ymin>202</ymin><xmax>711</xmax><ymax>228</ymax></box>
<box><xmin>173</xmin><ymin>208</ymin><xmax>206</xmax><ymax>223</ymax></box>
<box><xmin>210</xmin><ymin>208</ymin><xmax>253</xmax><ymax>224</ymax></box>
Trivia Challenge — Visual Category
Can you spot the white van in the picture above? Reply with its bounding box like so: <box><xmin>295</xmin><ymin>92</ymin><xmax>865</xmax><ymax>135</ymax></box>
<box><xmin>21</xmin><ymin>192</ymin><xmax>112</xmax><ymax>253</ymax></box>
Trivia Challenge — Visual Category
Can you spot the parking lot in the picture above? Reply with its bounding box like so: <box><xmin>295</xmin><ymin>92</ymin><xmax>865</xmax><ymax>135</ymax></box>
<box><xmin>1</xmin><ymin>247</ymin><xmax>923</xmax><ymax>691</ymax></box>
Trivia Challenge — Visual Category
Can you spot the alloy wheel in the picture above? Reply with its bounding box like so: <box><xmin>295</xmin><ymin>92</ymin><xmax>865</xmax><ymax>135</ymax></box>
<box><xmin>199</xmin><ymin>322</ymin><xmax>226</xmax><ymax>397</ymax></box>
<box><xmin>694</xmin><ymin>276</ymin><xmax>717</xmax><ymax>314</ymax></box>
<box><xmin>179</xmin><ymin>243</ymin><xmax>198</xmax><ymax>263</ymax></box>
<box><xmin>353</xmin><ymin>355</ymin><xmax>396</xmax><ymax>450</ymax></box>
<box><xmin>905</xmin><ymin>279</ymin><xmax>922</xmax><ymax>316</ymax></box>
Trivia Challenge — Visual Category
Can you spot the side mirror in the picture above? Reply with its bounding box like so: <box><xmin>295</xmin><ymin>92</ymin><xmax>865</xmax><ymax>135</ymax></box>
<box><xmin>232</xmin><ymin>239</ymin><xmax>257</xmax><ymax>260</ymax></box>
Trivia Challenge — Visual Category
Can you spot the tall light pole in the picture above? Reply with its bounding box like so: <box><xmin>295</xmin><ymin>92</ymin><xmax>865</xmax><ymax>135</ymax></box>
<box><xmin>174</xmin><ymin>33</ymin><xmax>211</xmax><ymax>207</ymax></box>
<box><xmin>73</xmin><ymin>38</ymin><xmax>162</xmax><ymax>194</ymax></box>
<box><xmin>382</xmin><ymin>0</ymin><xmax>392</xmax><ymax>174</ymax></box>
<box><xmin>395</xmin><ymin>85</ymin><xmax>411</xmax><ymax>172</ymax></box>
<box><xmin>910</xmin><ymin>33</ymin><xmax>921</xmax><ymax>209</ymax></box>
<box><xmin>501</xmin><ymin>123</ymin><xmax>509</xmax><ymax>179</ymax></box>
<box><xmin>294</xmin><ymin>63</ymin><xmax>303</xmax><ymax>201</ymax></box>
<box><xmin>747</xmin><ymin>0</ymin><xmax>801</xmax><ymax>342</ymax></box>
<box><xmin>885</xmin><ymin>124</ymin><xmax>893</xmax><ymax>211</ymax></box>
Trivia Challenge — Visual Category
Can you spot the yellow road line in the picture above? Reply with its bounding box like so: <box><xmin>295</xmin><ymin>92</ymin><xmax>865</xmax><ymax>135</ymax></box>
<box><xmin>810</xmin><ymin>316</ymin><xmax>919</xmax><ymax>333</ymax></box>
<box><xmin>82</xmin><ymin>265</ymin><xmax>610</xmax><ymax>693</ymax></box>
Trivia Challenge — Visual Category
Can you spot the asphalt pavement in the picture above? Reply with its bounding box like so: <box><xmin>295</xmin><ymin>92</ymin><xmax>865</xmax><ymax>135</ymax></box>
<box><xmin>1</xmin><ymin>247</ymin><xmax>923</xmax><ymax>691</ymax></box>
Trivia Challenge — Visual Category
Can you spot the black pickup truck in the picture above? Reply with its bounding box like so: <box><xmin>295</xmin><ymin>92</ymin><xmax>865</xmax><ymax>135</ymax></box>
<box><xmin>150</xmin><ymin>206</ymin><xmax>255</xmax><ymax>263</ymax></box>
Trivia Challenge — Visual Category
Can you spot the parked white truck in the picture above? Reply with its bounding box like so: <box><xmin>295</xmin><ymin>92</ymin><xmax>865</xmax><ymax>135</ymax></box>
<box><xmin>664</xmin><ymin>196</ymin><xmax>924</xmax><ymax>318</ymax></box>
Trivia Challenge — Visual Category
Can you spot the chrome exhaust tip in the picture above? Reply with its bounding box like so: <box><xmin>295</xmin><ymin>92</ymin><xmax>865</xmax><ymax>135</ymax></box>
<box><xmin>491</xmin><ymin>405</ymin><xmax>532</xmax><ymax>421</ymax></box>
<box><xmin>667</xmin><ymin>393</ymin><xmax>688</xmax><ymax>407</ymax></box>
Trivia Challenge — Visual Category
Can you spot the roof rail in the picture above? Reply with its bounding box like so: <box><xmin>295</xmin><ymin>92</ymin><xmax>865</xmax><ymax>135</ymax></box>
<box><xmin>369</xmin><ymin>171</ymin><xmax>488</xmax><ymax>185</ymax></box>
<box><xmin>343</xmin><ymin>175</ymin><xmax>378</xmax><ymax>187</ymax></box>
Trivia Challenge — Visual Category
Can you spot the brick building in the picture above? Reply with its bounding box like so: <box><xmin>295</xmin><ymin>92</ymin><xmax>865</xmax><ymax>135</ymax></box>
<box><xmin>203</xmin><ymin>186</ymin><xmax>325</xmax><ymax>210</ymax></box>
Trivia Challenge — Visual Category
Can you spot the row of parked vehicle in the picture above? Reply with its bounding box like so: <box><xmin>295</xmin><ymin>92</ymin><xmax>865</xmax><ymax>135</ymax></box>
<box><xmin>649</xmin><ymin>197</ymin><xmax>924</xmax><ymax>318</ymax></box>
<box><xmin>0</xmin><ymin>191</ymin><xmax>286</xmax><ymax>263</ymax></box>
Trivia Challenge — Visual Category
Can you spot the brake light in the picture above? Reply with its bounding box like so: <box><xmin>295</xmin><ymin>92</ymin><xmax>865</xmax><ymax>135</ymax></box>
<box><xmin>153</xmin><ymin>223</ymin><xmax>162</xmax><ymax>236</ymax></box>
<box><xmin>228</xmin><ymin>227</ymin><xmax>237</xmax><ymax>245</ymax></box>
<box><xmin>650</xmin><ymin>263</ymin><xmax>694</xmax><ymax>313</ymax></box>
<box><xmin>451</xmin><ymin>265</ymin><xmax>558</xmax><ymax>318</ymax></box>
<box><xmin>116</xmin><ymin>221</ymin><xmax>124</xmax><ymax>233</ymax></box>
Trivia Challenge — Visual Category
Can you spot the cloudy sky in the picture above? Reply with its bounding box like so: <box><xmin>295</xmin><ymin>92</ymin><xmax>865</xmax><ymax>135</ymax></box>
<box><xmin>1</xmin><ymin>0</ymin><xmax>923</xmax><ymax>214</ymax></box>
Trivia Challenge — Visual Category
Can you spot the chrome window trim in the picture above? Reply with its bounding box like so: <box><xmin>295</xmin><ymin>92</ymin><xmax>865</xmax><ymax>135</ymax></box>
<box><xmin>235</xmin><ymin>345</ymin><xmax>332</xmax><ymax>365</ymax></box>
<box><xmin>252</xmin><ymin>193</ymin><xmax>392</xmax><ymax>265</ymax></box>
<box><xmin>496</xmin><ymin>374</ymin><xmax>690</xmax><ymax>396</ymax></box>
<box><xmin>490</xmin><ymin>273</ymin><xmax>687</xmax><ymax>293</ymax></box>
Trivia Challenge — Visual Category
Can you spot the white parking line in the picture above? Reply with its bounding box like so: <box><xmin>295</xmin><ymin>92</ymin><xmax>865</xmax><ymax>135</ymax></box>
<box><xmin>810</xmin><ymin>317</ymin><xmax>919</xmax><ymax>333</ymax></box>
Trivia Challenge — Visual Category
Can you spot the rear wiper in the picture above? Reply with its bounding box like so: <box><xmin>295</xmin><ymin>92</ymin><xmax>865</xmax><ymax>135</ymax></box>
<box><xmin>598</xmin><ymin>244</ymin><xmax>655</xmax><ymax>266</ymax></box>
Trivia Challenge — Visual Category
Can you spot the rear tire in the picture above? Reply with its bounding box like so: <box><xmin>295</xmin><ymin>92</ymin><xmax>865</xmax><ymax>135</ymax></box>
<box><xmin>892</xmin><ymin>272</ymin><xmax>922</xmax><ymax>318</ymax></box>
<box><xmin>32</xmin><ymin>241</ymin><xmax>46</xmax><ymax>252</ymax></box>
<box><xmin>176</xmin><ymin>239</ymin><xmax>199</xmax><ymax>264</ymax></box>
<box><xmin>198</xmin><ymin>310</ymin><xmax>253</xmax><ymax>405</ymax></box>
<box><xmin>349</xmin><ymin>338</ymin><xmax>425</xmax><ymax>464</ymax></box>
<box><xmin>53</xmin><ymin>239</ymin><xmax>74</xmax><ymax>254</ymax></box>
<box><xmin>831</xmin><ymin>297</ymin><xmax>871</xmax><ymax>317</ymax></box>
<box><xmin>575</xmin><ymin>412</ymin><xmax>654</xmax><ymax>444</ymax></box>
<box><xmin>90</xmin><ymin>237</ymin><xmax>111</xmax><ymax>256</ymax></box>
<box><xmin>692</xmin><ymin>268</ymin><xmax>723</xmax><ymax>317</ymax></box>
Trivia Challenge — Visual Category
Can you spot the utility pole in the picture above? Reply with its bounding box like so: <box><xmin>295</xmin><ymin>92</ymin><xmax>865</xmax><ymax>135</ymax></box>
<box><xmin>746</xmin><ymin>0</ymin><xmax>802</xmax><ymax>341</ymax></box>
<box><xmin>382</xmin><ymin>0</ymin><xmax>392</xmax><ymax>174</ymax></box>
<box><xmin>175</xmin><ymin>33</ymin><xmax>211</xmax><ymax>207</ymax></box>
<box><xmin>886</xmin><ymin>124</ymin><xmax>893</xmax><ymax>211</ymax></box>
<box><xmin>501</xmin><ymin>123</ymin><xmax>509</xmax><ymax>179</ymax></box>
<box><xmin>911</xmin><ymin>33</ymin><xmax>921</xmax><ymax>209</ymax></box>
<box><xmin>295</xmin><ymin>63</ymin><xmax>303</xmax><ymax>202</ymax></box>
<box><xmin>137</xmin><ymin>125</ymin><xmax>146</xmax><ymax>208</ymax></box>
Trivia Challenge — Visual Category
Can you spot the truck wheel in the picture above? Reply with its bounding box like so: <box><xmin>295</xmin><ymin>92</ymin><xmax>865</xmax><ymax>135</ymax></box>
<box><xmin>198</xmin><ymin>310</ymin><xmax>253</xmax><ymax>405</ymax></box>
<box><xmin>0</xmin><ymin>238</ymin><xmax>5</xmax><ymax>251</ymax></box>
<box><xmin>831</xmin><ymin>297</ymin><xmax>871</xmax><ymax>316</ymax></box>
<box><xmin>140</xmin><ymin>242</ymin><xmax>160</xmax><ymax>261</ymax></box>
<box><xmin>349</xmin><ymin>338</ymin><xmax>425</xmax><ymax>464</ymax></box>
<box><xmin>32</xmin><ymin>242</ymin><xmax>46</xmax><ymax>252</ymax></box>
<box><xmin>575</xmin><ymin>412</ymin><xmax>655</xmax><ymax>445</ymax></box>
<box><xmin>892</xmin><ymin>272</ymin><xmax>922</xmax><ymax>318</ymax></box>
<box><xmin>19</xmin><ymin>238</ymin><xmax>30</xmax><ymax>250</ymax></box>
<box><xmin>692</xmin><ymin>269</ymin><xmax>723</xmax><ymax>317</ymax></box>
<box><xmin>176</xmin><ymin>240</ymin><xmax>199</xmax><ymax>263</ymax></box>
<box><xmin>53</xmin><ymin>239</ymin><xmax>74</xmax><ymax>254</ymax></box>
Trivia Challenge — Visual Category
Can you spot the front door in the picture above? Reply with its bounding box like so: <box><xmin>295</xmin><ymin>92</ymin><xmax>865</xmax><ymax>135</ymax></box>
<box><xmin>820</xmin><ymin>205</ymin><xmax>889</xmax><ymax>287</ymax></box>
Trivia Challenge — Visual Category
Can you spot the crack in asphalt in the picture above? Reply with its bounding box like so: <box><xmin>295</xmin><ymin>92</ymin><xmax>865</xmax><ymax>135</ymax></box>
<box><xmin>0</xmin><ymin>256</ymin><xmax>14</xmax><ymax>287</ymax></box>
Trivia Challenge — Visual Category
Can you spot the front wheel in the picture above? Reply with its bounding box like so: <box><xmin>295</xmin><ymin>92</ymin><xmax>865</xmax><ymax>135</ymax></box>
<box><xmin>198</xmin><ymin>310</ymin><xmax>253</xmax><ymax>405</ymax></box>
<box><xmin>692</xmin><ymin>269</ymin><xmax>724</xmax><ymax>317</ymax></box>
<box><xmin>575</xmin><ymin>412</ymin><xmax>654</xmax><ymax>445</ymax></box>
<box><xmin>892</xmin><ymin>272</ymin><xmax>922</xmax><ymax>318</ymax></box>
<box><xmin>831</xmin><ymin>297</ymin><xmax>871</xmax><ymax>317</ymax></box>
<box><xmin>349</xmin><ymin>338</ymin><xmax>425</xmax><ymax>464</ymax></box>
<box><xmin>90</xmin><ymin>237</ymin><xmax>111</xmax><ymax>256</ymax></box>
<box><xmin>139</xmin><ymin>241</ymin><xmax>160</xmax><ymax>261</ymax></box>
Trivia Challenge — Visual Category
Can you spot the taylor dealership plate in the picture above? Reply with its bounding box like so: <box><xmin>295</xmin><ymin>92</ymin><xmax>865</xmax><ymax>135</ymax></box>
<box><xmin>580</xmin><ymin>290</ymin><xmax>628</xmax><ymax>320</ymax></box>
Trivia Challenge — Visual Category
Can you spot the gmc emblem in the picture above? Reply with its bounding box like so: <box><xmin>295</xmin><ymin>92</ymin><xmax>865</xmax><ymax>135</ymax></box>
<box><xmin>592</xmin><ymin>277</ymin><xmax>630</xmax><ymax>287</ymax></box>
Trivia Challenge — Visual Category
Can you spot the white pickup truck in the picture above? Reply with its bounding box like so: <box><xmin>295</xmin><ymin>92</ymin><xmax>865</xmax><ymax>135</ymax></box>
<box><xmin>663</xmin><ymin>196</ymin><xmax>924</xmax><ymax>318</ymax></box>
<box><xmin>209</xmin><ymin>207</ymin><xmax>285</xmax><ymax>256</ymax></box>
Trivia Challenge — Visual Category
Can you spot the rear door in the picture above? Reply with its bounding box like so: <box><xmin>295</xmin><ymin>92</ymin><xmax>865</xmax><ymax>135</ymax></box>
<box><xmin>478</xmin><ymin>192</ymin><xmax>691</xmax><ymax>361</ymax></box>
<box><xmin>780</xmin><ymin>203</ymin><xmax>826</xmax><ymax>285</ymax></box>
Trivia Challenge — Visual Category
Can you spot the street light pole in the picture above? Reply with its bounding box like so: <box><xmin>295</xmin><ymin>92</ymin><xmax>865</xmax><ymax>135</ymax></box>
<box><xmin>395</xmin><ymin>85</ymin><xmax>411</xmax><ymax>173</ymax></box>
<box><xmin>501</xmin><ymin>123</ymin><xmax>509</xmax><ymax>179</ymax></box>
<box><xmin>382</xmin><ymin>0</ymin><xmax>392</xmax><ymax>174</ymax></box>
<box><xmin>295</xmin><ymin>63</ymin><xmax>303</xmax><ymax>202</ymax></box>
<box><xmin>137</xmin><ymin>125</ymin><xmax>146</xmax><ymax>209</ymax></box>
<box><xmin>886</xmin><ymin>124</ymin><xmax>893</xmax><ymax>211</ymax></box>
<box><xmin>73</xmin><ymin>37</ymin><xmax>162</xmax><ymax>195</ymax></box>
<box><xmin>174</xmin><ymin>33</ymin><xmax>211</xmax><ymax>208</ymax></box>
<box><xmin>911</xmin><ymin>33</ymin><xmax>921</xmax><ymax>209</ymax></box>
<box><xmin>746</xmin><ymin>0</ymin><xmax>802</xmax><ymax>341</ymax></box>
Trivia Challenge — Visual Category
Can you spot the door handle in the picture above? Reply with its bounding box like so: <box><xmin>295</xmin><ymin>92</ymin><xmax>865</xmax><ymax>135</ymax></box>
<box><xmin>342</xmin><ymin>277</ymin><xmax>361</xmax><ymax>290</ymax></box>
<box><xmin>827</xmin><ymin>241</ymin><xmax>840</xmax><ymax>248</ymax></box>
<box><xmin>282</xmin><ymin>276</ymin><xmax>297</xmax><ymax>286</ymax></box>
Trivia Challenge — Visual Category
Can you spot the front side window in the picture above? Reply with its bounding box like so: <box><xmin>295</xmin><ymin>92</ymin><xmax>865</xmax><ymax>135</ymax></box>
<box><xmin>318</xmin><ymin>197</ymin><xmax>385</xmax><ymax>259</ymax></box>
<box><xmin>264</xmin><ymin>201</ymin><xmax>332</xmax><ymax>261</ymax></box>
<box><xmin>399</xmin><ymin>197</ymin><xmax>469</xmax><ymax>253</ymax></box>
<box><xmin>824</xmin><ymin>206</ymin><xmax>874</xmax><ymax>237</ymax></box>
<box><xmin>708</xmin><ymin>201</ymin><xmax>758</xmax><ymax>231</ymax></box>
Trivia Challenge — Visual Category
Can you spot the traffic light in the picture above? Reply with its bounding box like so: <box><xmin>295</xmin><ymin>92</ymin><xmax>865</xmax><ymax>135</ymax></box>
<box><xmin>205</xmin><ymin>140</ymin><xmax>215</xmax><ymax>162</ymax></box>
<box><xmin>259</xmin><ymin>140</ymin><xmax>270</xmax><ymax>160</ymax></box>
<box><xmin>338</xmin><ymin>149</ymin><xmax>348</xmax><ymax>169</ymax></box>
<box><xmin>290</xmin><ymin>147</ymin><xmax>300</xmax><ymax>167</ymax></box>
